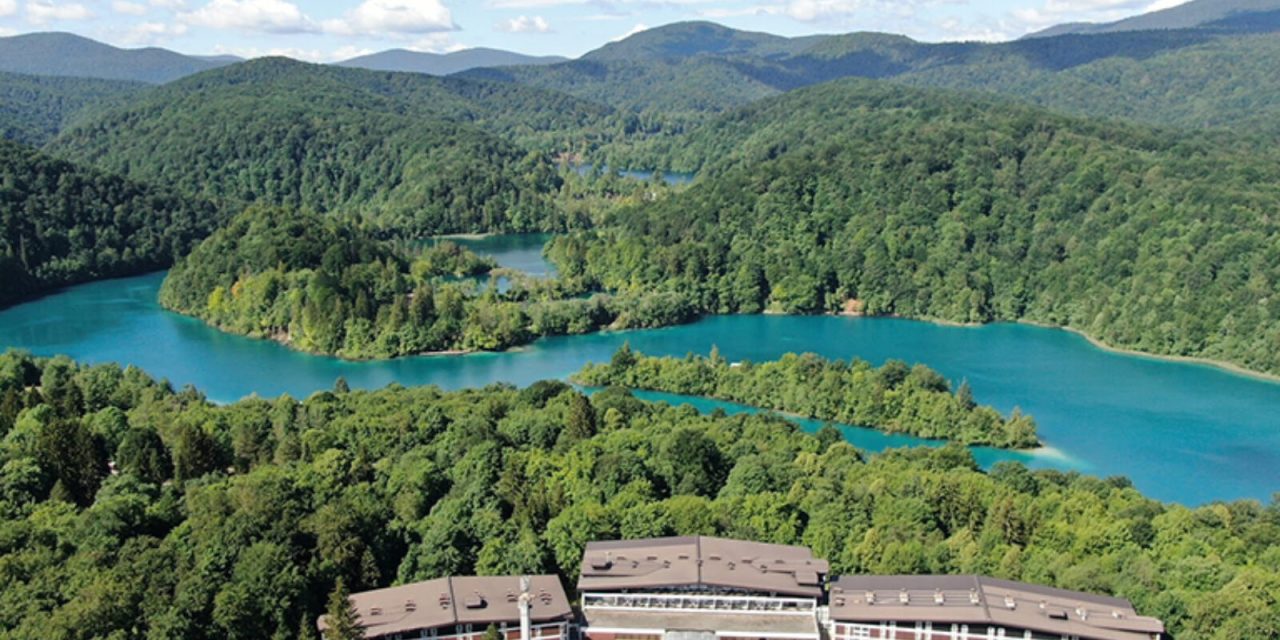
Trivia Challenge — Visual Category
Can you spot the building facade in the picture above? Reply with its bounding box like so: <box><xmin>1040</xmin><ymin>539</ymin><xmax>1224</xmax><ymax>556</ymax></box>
<box><xmin>827</xmin><ymin>575</ymin><xmax>1164</xmax><ymax>640</ymax></box>
<box><xmin>317</xmin><ymin>575</ymin><xmax>573</xmax><ymax>640</ymax></box>
<box><xmin>576</xmin><ymin>536</ymin><xmax>831</xmax><ymax>640</ymax></box>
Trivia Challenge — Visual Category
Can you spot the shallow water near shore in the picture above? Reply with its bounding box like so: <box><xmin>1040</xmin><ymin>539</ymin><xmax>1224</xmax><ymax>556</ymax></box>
<box><xmin>1</xmin><ymin>236</ymin><xmax>1277</xmax><ymax>505</ymax></box>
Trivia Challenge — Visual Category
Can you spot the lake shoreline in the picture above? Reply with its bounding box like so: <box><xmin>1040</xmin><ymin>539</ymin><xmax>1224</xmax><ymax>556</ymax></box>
<box><xmin>1017</xmin><ymin>321</ymin><xmax>1280</xmax><ymax>385</ymax></box>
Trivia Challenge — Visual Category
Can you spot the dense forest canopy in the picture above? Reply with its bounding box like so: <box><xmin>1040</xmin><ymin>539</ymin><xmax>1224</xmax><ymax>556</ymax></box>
<box><xmin>574</xmin><ymin>347</ymin><xmax>1038</xmax><ymax>448</ymax></box>
<box><xmin>0</xmin><ymin>139</ymin><xmax>222</xmax><ymax>306</ymax></box>
<box><xmin>0</xmin><ymin>71</ymin><xmax>144</xmax><ymax>146</ymax></box>
<box><xmin>0</xmin><ymin>351</ymin><xmax>1275</xmax><ymax>639</ymax></box>
<box><xmin>44</xmin><ymin>58</ymin><xmax>624</xmax><ymax>237</ymax></box>
<box><xmin>548</xmin><ymin>79</ymin><xmax>1280</xmax><ymax>375</ymax></box>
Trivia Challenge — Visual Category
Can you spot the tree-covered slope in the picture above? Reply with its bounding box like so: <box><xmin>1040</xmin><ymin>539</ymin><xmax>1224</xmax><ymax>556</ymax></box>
<box><xmin>0</xmin><ymin>32</ymin><xmax>231</xmax><ymax>83</ymax></box>
<box><xmin>549</xmin><ymin>80</ymin><xmax>1280</xmax><ymax>375</ymax></box>
<box><xmin>0</xmin><ymin>351</ymin><xmax>1275</xmax><ymax>639</ymax></box>
<box><xmin>0</xmin><ymin>71</ymin><xmax>145</xmax><ymax>146</ymax></box>
<box><xmin>475</xmin><ymin>23</ymin><xmax>1280</xmax><ymax>138</ymax></box>
<box><xmin>0</xmin><ymin>140</ymin><xmax>222</xmax><ymax>306</ymax></box>
<box><xmin>47</xmin><ymin>58</ymin><xmax>611</xmax><ymax>237</ymax></box>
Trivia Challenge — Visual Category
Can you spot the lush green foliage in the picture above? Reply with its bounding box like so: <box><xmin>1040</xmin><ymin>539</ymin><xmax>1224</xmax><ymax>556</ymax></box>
<box><xmin>0</xmin><ymin>140</ymin><xmax>222</xmax><ymax>306</ymax></box>
<box><xmin>0</xmin><ymin>71</ymin><xmax>144</xmax><ymax>146</ymax></box>
<box><xmin>549</xmin><ymin>80</ymin><xmax>1280</xmax><ymax>375</ymax></box>
<box><xmin>0</xmin><ymin>351</ymin><xmax>1276</xmax><ymax>639</ymax></box>
<box><xmin>574</xmin><ymin>347</ymin><xmax>1038</xmax><ymax>448</ymax></box>
<box><xmin>160</xmin><ymin>206</ymin><xmax>699</xmax><ymax>358</ymax></box>
<box><xmin>47</xmin><ymin>58</ymin><xmax>619</xmax><ymax>237</ymax></box>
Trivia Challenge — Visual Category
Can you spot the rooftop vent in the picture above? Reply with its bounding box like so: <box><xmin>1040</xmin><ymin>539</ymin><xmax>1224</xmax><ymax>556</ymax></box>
<box><xmin>969</xmin><ymin>590</ymin><xmax>980</xmax><ymax>606</ymax></box>
<box><xmin>590</xmin><ymin>559</ymin><xmax>613</xmax><ymax>570</ymax></box>
<box><xmin>866</xmin><ymin>592</ymin><xmax>876</xmax><ymax>605</ymax></box>
<box><xmin>464</xmin><ymin>595</ymin><xmax>486</xmax><ymax>610</ymax></box>
<box><xmin>1112</xmin><ymin>610</ymin><xmax>1124</xmax><ymax>619</ymax></box>
<box><xmin>899</xmin><ymin>590</ymin><xmax>910</xmax><ymax>605</ymax></box>
<box><xmin>1078</xmin><ymin>608</ymin><xmax>1088</xmax><ymax>621</ymax></box>
<box><xmin>506</xmin><ymin>592</ymin><xmax>517</xmax><ymax>603</ymax></box>
<box><xmin>646</xmin><ymin>555</ymin><xmax>658</xmax><ymax>561</ymax></box>
<box><xmin>1004</xmin><ymin>596</ymin><xmax>1016</xmax><ymax>610</ymax></box>
<box><xmin>727</xmin><ymin>562</ymin><xmax>736</xmax><ymax>570</ymax></box>
<box><xmin>833</xmin><ymin>597</ymin><xmax>846</xmax><ymax>607</ymax></box>
<box><xmin>709</xmin><ymin>555</ymin><xmax>722</xmax><ymax>561</ymax></box>
<box><xmin>405</xmin><ymin>600</ymin><xmax>417</xmax><ymax>612</ymax></box>
<box><xmin>934</xmin><ymin>591</ymin><xmax>945</xmax><ymax>605</ymax></box>
<box><xmin>1049</xmin><ymin>610</ymin><xmax>1069</xmax><ymax>621</ymax></box>
<box><xmin>369</xmin><ymin>607</ymin><xmax>382</xmax><ymax>616</ymax></box>
<box><xmin>677</xmin><ymin>554</ymin><xmax>690</xmax><ymax>560</ymax></box>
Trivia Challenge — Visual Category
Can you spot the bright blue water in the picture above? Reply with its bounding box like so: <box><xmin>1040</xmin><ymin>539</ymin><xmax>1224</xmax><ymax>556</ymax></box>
<box><xmin>572</xmin><ymin>165</ymin><xmax>695</xmax><ymax>186</ymax></box>
<box><xmin>1</xmin><ymin>243</ymin><xmax>1278</xmax><ymax>505</ymax></box>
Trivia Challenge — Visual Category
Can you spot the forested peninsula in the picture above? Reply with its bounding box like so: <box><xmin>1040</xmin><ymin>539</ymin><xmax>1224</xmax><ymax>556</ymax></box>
<box><xmin>574</xmin><ymin>347</ymin><xmax>1038</xmax><ymax>448</ymax></box>
<box><xmin>0</xmin><ymin>351</ymin><xmax>1275</xmax><ymax>639</ymax></box>
<box><xmin>159</xmin><ymin>206</ymin><xmax>699</xmax><ymax>359</ymax></box>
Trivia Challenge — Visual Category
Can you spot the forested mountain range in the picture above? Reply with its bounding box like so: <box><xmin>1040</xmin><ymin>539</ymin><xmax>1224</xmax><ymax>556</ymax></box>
<box><xmin>548</xmin><ymin>79</ymin><xmax>1280</xmax><ymax>375</ymax></box>
<box><xmin>337</xmin><ymin>47</ymin><xmax>567</xmax><ymax>75</ymax></box>
<box><xmin>0</xmin><ymin>71</ymin><xmax>145</xmax><ymax>146</ymax></box>
<box><xmin>45</xmin><ymin>58</ymin><xmax>616</xmax><ymax>237</ymax></box>
<box><xmin>0</xmin><ymin>32</ymin><xmax>233</xmax><ymax>84</ymax></box>
<box><xmin>466</xmin><ymin>19</ymin><xmax>1280</xmax><ymax>136</ymax></box>
<box><xmin>0</xmin><ymin>139</ymin><xmax>222</xmax><ymax>306</ymax></box>
<box><xmin>1026</xmin><ymin>0</ymin><xmax>1280</xmax><ymax>38</ymax></box>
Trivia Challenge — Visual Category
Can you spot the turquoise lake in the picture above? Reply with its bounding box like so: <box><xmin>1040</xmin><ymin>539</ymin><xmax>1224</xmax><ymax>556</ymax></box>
<box><xmin>0</xmin><ymin>235</ymin><xmax>1277</xmax><ymax>506</ymax></box>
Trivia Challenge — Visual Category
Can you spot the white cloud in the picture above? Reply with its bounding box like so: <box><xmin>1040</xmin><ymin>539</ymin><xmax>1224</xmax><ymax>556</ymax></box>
<box><xmin>113</xmin><ymin>0</ymin><xmax>147</xmax><ymax>15</ymax></box>
<box><xmin>330</xmin><ymin>44</ymin><xmax>374</xmax><ymax>60</ymax></box>
<box><xmin>212</xmin><ymin>42</ymin><xmax>381</xmax><ymax>62</ymax></box>
<box><xmin>119</xmin><ymin>20</ymin><xmax>188</xmax><ymax>43</ymax></box>
<box><xmin>26</xmin><ymin>0</ymin><xmax>94</xmax><ymax>23</ymax></box>
<box><xmin>181</xmin><ymin>0</ymin><xmax>317</xmax><ymax>33</ymax></box>
<box><xmin>323</xmin><ymin>0</ymin><xmax>455</xmax><ymax>36</ymax></box>
<box><xmin>490</xmin><ymin>0</ymin><xmax>590</xmax><ymax>7</ymax></box>
<box><xmin>408</xmin><ymin>32</ymin><xmax>465</xmax><ymax>53</ymax></box>
<box><xmin>498</xmin><ymin>14</ymin><xmax>552</xmax><ymax>32</ymax></box>
<box><xmin>1144</xmin><ymin>0</ymin><xmax>1190</xmax><ymax>11</ymax></box>
<box><xmin>611</xmin><ymin>22</ymin><xmax>648</xmax><ymax>41</ymax></box>
<box><xmin>0</xmin><ymin>0</ymin><xmax>17</xmax><ymax>17</ymax></box>
<box><xmin>149</xmin><ymin>0</ymin><xmax>185</xmax><ymax>7</ymax></box>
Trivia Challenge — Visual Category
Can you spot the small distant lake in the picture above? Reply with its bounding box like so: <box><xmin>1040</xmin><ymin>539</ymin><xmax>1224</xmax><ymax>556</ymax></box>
<box><xmin>1</xmin><ymin>236</ymin><xmax>1278</xmax><ymax>505</ymax></box>
<box><xmin>572</xmin><ymin>164</ymin><xmax>695</xmax><ymax>186</ymax></box>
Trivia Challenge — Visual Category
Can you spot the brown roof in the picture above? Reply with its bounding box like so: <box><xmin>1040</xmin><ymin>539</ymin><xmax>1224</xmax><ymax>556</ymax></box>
<box><xmin>583</xmin><ymin>609</ymin><xmax>821</xmax><ymax>637</ymax></box>
<box><xmin>317</xmin><ymin>576</ymin><xmax>572</xmax><ymax>639</ymax></box>
<box><xmin>829</xmin><ymin>575</ymin><xmax>1164</xmax><ymax>640</ymax></box>
<box><xmin>577</xmin><ymin>536</ymin><xmax>829</xmax><ymax>598</ymax></box>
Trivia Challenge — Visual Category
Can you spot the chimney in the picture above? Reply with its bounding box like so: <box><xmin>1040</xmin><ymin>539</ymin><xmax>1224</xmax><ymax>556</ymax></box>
<box><xmin>518</xmin><ymin>576</ymin><xmax>533</xmax><ymax>640</ymax></box>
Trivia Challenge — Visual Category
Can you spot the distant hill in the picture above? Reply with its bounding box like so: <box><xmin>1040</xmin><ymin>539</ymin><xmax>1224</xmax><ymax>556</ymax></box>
<box><xmin>470</xmin><ymin>21</ymin><xmax>1280</xmax><ymax>138</ymax></box>
<box><xmin>0</xmin><ymin>71</ymin><xmax>146</xmax><ymax>145</ymax></box>
<box><xmin>47</xmin><ymin>58</ymin><xmax>613</xmax><ymax>237</ymax></box>
<box><xmin>0</xmin><ymin>32</ymin><xmax>231</xmax><ymax>84</ymax></box>
<box><xmin>581</xmin><ymin>21</ymin><xmax>822</xmax><ymax>62</ymax></box>
<box><xmin>337</xmin><ymin>47</ymin><xmax>565</xmax><ymax>75</ymax></box>
<box><xmin>1026</xmin><ymin>0</ymin><xmax>1280</xmax><ymax>38</ymax></box>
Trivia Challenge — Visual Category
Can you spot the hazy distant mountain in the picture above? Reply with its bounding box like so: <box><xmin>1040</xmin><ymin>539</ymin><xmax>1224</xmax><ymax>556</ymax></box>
<box><xmin>0</xmin><ymin>32</ymin><xmax>232</xmax><ymax>84</ymax></box>
<box><xmin>336</xmin><ymin>48</ymin><xmax>566</xmax><ymax>75</ymax></box>
<box><xmin>581</xmin><ymin>21</ymin><xmax>825</xmax><ymax>62</ymax></box>
<box><xmin>1025</xmin><ymin>0</ymin><xmax>1280</xmax><ymax>38</ymax></box>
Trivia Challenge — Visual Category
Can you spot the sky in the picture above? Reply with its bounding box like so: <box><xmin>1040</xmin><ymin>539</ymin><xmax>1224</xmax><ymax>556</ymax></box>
<box><xmin>0</xmin><ymin>0</ymin><xmax>1193</xmax><ymax>62</ymax></box>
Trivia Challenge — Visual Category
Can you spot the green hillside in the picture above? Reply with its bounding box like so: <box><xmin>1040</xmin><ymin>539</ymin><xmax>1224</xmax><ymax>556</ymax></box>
<box><xmin>47</xmin><ymin>58</ymin><xmax>614</xmax><ymax>237</ymax></box>
<box><xmin>549</xmin><ymin>79</ymin><xmax>1280</xmax><ymax>375</ymax></box>
<box><xmin>0</xmin><ymin>140</ymin><xmax>222</xmax><ymax>306</ymax></box>
<box><xmin>0</xmin><ymin>72</ymin><xmax>145</xmax><ymax>146</ymax></box>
